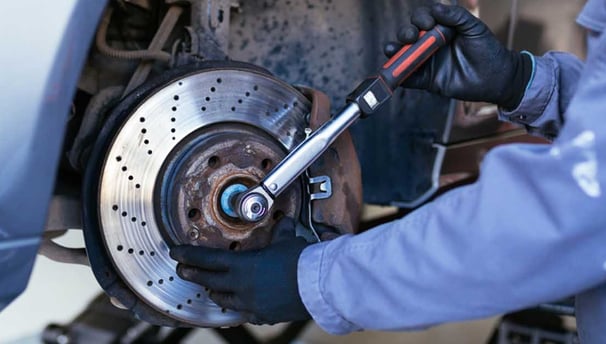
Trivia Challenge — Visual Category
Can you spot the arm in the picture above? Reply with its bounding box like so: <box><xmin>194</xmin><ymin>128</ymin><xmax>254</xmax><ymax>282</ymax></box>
<box><xmin>298</xmin><ymin>32</ymin><xmax>606</xmax><ymax>334</ymax></box>
<box><xmin>499</xmin><ymin>52</ymin><xmax>583</xmax><ymax>139</ymax></box>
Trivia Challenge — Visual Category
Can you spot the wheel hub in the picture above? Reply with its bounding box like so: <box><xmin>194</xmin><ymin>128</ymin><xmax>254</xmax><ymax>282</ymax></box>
<box><xmin>158</xmin><ymin>123</ymin><xmax>301</xmax><ymax>251</ymax></box>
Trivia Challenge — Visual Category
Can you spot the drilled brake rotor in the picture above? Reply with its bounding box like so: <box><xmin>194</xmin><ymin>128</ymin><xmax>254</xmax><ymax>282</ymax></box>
<box><xmin>93</xmin><ymin>65</ymin><xmax>310</xmax><ymax>327</ymax></box>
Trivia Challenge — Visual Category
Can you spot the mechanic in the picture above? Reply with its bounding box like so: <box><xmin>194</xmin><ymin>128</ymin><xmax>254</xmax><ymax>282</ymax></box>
<box><xmin>171</xmin><ymin>1</ymin><xmax>606</xmax><ymax>341</ymax></box>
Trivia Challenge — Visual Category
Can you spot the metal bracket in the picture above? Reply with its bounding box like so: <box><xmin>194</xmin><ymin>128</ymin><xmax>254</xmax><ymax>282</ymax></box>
<box><xmin>169</xmin><ymin>0</ymin><xmax>236</xmax><ymax>61</ymax></box>
<box><xmin>308</xmin><ymin>175</ymin><xmax>332</xmax><ymax>201</ymax></box>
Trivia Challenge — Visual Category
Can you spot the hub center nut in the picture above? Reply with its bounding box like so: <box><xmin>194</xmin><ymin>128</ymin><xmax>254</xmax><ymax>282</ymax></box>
<box><xmin>220</xmin><ymin>183</ymin><xmax>248</xmax><ymax>218</ymax></box>
<box><xmin>239</xmin><ymin>193</ymin><xmax>268</xmax><ymax>222</ymax></box>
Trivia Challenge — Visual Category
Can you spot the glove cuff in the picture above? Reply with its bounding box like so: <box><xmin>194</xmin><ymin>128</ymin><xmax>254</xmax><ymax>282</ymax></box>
<box><xmin>500</xmin><ymin>51</ymin><xmax>534</xmax><ymax>110</ymax></box>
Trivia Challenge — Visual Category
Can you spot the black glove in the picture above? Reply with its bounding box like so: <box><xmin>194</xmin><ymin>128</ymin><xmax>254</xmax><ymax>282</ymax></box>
<box><xmin>170</xmin><ymin>217</ymin><xmax>311</xmax><ymax>325</ymax></box>
<box><xmin>384</xmin><ymin>3</ymin><xmax>532</xmax><ymax>110</ymax></box>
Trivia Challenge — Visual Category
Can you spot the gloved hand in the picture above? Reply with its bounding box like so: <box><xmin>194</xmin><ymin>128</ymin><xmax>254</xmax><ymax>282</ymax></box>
<box><xmin>170</xmin><ymin>217</ymin><xmax>312</xmax><ymax>325</ymax></box>
<box><xmin>384</xmin><ymin>3</ymin><xmax>533</xmax><ymax>110</ymax></box>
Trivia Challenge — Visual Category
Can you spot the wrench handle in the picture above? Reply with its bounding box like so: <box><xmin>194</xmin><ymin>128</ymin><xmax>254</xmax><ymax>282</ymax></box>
<box><xmin>380</xmin><ymin>24</ymin><xmax>455</xmax><ymax>89</ymax></box>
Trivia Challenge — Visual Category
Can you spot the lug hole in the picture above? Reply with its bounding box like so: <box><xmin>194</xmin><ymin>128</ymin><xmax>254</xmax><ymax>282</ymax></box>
<box><xmin>188</xmin><ymin>208</ymin><xmax>201</xmax><ymax>221</ymax></box>
<box><xmin>208</xmin><ymin>156</ymin><xmax>220</xmax><ymax>168</ymax></box>
<box><xmin>261</xmin><ymin>159</ymin><xmax>272</xmax><ymax>170</ymax></box>
<box><xmin>273</xmin><ymin>210</ymin><xmax>284</xmax><ymax>221</ymax></box>
<box><xmin>229</xmin><ymin>241</ymin><xmax>240</xmax><ymax>251</ymax></box>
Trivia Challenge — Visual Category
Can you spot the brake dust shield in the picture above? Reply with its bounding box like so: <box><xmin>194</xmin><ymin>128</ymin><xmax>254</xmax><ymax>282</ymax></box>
<box><xmin>83</xmin><ymin>62</ymin><xmax>361</xmax><ymax>327</ymax></box>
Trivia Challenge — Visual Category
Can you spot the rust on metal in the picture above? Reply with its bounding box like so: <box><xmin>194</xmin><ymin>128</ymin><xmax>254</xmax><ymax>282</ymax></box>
<box><xmin>165</xmin><ymin>124</ymin><xmax>301</xmax><ymax>251</ymax></box>
<box><xmin>300</xmin><ymin>87</ymin><xmax>363</xmax><ymax>234</ymax></box>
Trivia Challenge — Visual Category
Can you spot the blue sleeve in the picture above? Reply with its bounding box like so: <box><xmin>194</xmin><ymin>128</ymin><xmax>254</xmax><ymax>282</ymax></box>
<box><xmin>297</xmin><ymin>36</ymin><xmax>606</xmax><ymax>334</ymax></box>
<box><xmin>499</xmin><ymin>51</ymin><xmax>583</xmax><ymax>140</ymax></box>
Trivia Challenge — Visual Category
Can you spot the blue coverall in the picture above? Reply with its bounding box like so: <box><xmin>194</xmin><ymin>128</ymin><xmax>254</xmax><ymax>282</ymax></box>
<box><xmin>297</xmin><ymin>1</ymin><xmax>606</xmax><ymax>341</ymax></box>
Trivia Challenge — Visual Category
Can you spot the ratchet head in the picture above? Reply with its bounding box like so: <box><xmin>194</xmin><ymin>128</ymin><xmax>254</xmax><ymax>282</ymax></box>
<box><xmin>233</xmin><ymin>186</ymin><xmax>274</xmax><ymax>223</ymax></box>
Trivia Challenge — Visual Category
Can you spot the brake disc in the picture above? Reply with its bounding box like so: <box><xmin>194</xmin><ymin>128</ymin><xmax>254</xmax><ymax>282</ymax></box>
<box><xmin>83</xmin><ymin>62</ymin><xmax>311</xmax><ymax>327</ymax></box>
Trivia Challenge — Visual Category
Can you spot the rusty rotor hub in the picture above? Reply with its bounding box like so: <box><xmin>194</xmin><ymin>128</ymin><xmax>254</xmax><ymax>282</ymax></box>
<box><xmin>158</xmin><ymin>123</ymin><xmax>301</xmax><ymax>251</ymax></box>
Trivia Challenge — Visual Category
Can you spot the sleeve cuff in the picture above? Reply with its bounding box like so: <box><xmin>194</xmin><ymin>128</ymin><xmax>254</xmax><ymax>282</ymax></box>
<box><xmin>297</xmin><ymin>238</ymin><xmax>361</xmax><ymax>335</ymax></box>
<box><xmin>498</xmin><ymin>53</ymin><xmax>558</xmax><ymax>128</ymax></box>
